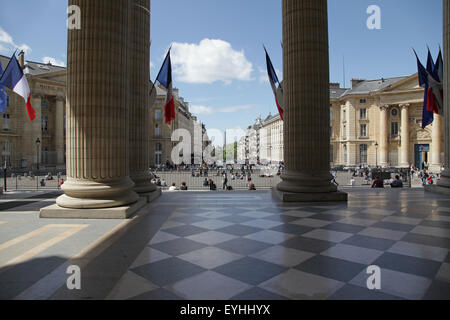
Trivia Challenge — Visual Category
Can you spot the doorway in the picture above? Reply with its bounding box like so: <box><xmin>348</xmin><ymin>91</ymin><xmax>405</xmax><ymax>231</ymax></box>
<box><xmin>415</xmin><ymin>144</ymin><xmax>430</xmax><ymax>170</ymax></box>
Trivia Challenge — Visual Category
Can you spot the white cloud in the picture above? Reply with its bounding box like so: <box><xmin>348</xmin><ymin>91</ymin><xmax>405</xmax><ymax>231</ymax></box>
<box><xmin>190</xmin><ymin>105</ymin><xmax>215</xmax><ymax>115</ymax></box>
<box><xmin>258</xmin><ymin>66</ymin><xmax>282</xmax><ymax>84</ymax></box>
<box><xmin>0</xmin><ymin>27</ymin><xmax>32</xmax><ymax>55</ymax></box>
<box><xmin>42</xmin><ymin>56</ymin><xmax>66</xmax><ymax>67</ymax></box>
<box><xmin>150</xmin><ymin>61</ymin><xmax>155</xmax><ymax>69</ymax></box>
<box><xmin>171</xmin><ymin>39</ymin><xmax>254</xmax><ymax>84</ymax></box>
<box><xmin>191</xmin><ymin>104</ymin><xmax>254</xmax><ymax>115</ymax></box>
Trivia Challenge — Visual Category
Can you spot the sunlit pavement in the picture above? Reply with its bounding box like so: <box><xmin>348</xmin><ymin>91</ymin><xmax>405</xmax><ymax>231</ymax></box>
<box><xmin>0</xmin><ymin>189</ymin><xmax>449</xmax><ymax>300</ymax></box>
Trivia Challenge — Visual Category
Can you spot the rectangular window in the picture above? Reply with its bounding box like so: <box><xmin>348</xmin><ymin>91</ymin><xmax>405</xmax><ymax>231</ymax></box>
<box><xmin>391</xmin><ymin>122</ymin><xmax>399</xmax><ymax>136</ymax></box>
<box><xmin>41</xmin><ymin>116</ymin><xmax>48</xmax><ymax>133</ymax></box>
<box><xmin>41</xmin><ymin>101</ymin><xmax>48</xmax><ymax>109</ymax></box>
<box><xmin>155</xmin><ymin>124</ymin><xmax>161</xmax><ymax>137</ymax></box>
<box><xmin>360</xmin><ymin>99</ymin><xmax>367</xmax><ymax>104</ymax></box>
<box><xmin>155</xmin><ymin>109</ymin><xmax>162</xmax><ymax>121</ymax></box>
<box><xmin>330</xmin><ymin>111</ymin><xmax>333</xmax><ymax>122</ymax></box>
<box><xmin>2</xmin><ymin>114</ymin><xmax>11</xmax><ymax>131</ymax></box>
<box><xmin>6</xmin><ymin>95</ymin><xmax>10</xmax><ymax>107</ymax></box>
<box><xmin>360</xmin><ymin>124</ymin><xmax>367</xmax><ymax>137</ymax></box>
<box><xmin>154</xmin><ymin>100</ymin><xmax>162</xmax><ymax>105</ymax></box>
<box><xmin>330</xmin><ymin>126</ymin><xmax>333</xmax><ymax>138</ymax></box>
<box><xmin>360</xmin><ymin>108</ymin><xmax>367</xmax><ymax>120</ymax></box>
<box><xmin>360</xmin><ymin>144</ymin><xmax>368</xmax><ymax>164</ymax></box>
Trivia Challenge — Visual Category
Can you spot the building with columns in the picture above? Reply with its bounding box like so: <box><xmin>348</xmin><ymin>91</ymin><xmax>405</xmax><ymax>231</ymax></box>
<box><xmin>257</xmin><ymin>75</ymin><xmax>444</xmax><ymax>172</ymax></box>
<box><xmin>0</xmin><ymin>52</ymin><xmax>66</xmax><ymax>170</ymax></box>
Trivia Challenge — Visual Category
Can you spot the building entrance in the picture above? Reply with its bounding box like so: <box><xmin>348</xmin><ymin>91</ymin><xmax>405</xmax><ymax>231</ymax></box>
<box><xmin>415</xmin><ymin>144</ymin><xmax>430</xmax><ymax>170</ymax></box>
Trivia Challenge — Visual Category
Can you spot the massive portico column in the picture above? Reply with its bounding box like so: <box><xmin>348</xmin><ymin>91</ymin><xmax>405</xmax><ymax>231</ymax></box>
<box><xmin>55</xmin><ymin>0</ymin><xmax>139</xmax><ymax>209</ymax></box>
<box><xmin>55</xmin><ymin>95</ymin><xmax>65</xmax><ymax>167</ymax></box>
<box><xmin>428</xmin><ymin>0</ymin><xmax>450</xmax><ymax>195</ymax></box>
<box><xmin>399</xmin><ymin>104</ymin><xmax>410</xmax><ymax>167</ymax></box>
<box><xmin>430</xmin><ymin>114</ymin><xmax>443</xmax><ymax>172</ymax></box>
<box><xmin>128</xmin><ymin>0</ymin><xmax>158</xmax><ymax>196</ymax></box>
<box><xmin>274</xmin><ymin>0</ymin><xmax>347</xmax><ymax>202</ymax></box>
<box><xmin>379</xmin><ymin>105</ymin><xmax>389</xmax><ymax>167</ymax></box>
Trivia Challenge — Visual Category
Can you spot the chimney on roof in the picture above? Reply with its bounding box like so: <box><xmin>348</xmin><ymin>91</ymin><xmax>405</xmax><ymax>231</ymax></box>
<box><xmin>18</xmin><ymin>51</ymin><xmax>25</xmax><ymax>69</ymax></box>
<box><xmin>351</xmin><ymin>78</ymin><xmax>365</xmax><ymax>89</ymax></box>
<box><xmin>330</xmin><ymin>83</ymin><xmax>340</xmax><ymax>89</ymax></box>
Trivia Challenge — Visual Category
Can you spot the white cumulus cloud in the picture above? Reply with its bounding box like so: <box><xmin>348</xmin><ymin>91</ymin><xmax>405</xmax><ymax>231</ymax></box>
<box><xmin>42</xmin><ymin>56</ymin><xmax>66</xmax><ymax>67</ymax></box>
<box><xmin>0</xmin><ymin>27</ymin><xmax>31</xmax><ymax>55</ymax></box>
<box><xmin>171</xmin><ymin>39</ymin><xmax>254</xmax><ymax>84</ymax></box>
<box><xmin>191</xmin><ymin>104</ymin><xmax>254</xmax><ymax>115</ymax></box>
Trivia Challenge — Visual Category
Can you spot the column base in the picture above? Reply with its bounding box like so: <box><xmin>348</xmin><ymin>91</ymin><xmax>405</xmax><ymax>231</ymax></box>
<box><xmin>140</xmin><ymin>188</ymin><xmax>162</xmax><ymax>203</ymax></box>
<box><xmin>40</xmin><ymin>198</ymin><xmax>147</xmax><ymax>219</ymax></box>
<box><xmin>428</xmin><ymin>164</ymin><xmax>443</xmax><ymax>174</ymax></box>
<box><xmin>272</xmin><ymin>187</ymin><xmax>348</xmax><ymax>203</ymax></box>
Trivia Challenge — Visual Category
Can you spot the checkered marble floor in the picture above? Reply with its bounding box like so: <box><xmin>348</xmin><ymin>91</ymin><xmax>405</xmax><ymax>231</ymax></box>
<box><xmin>106</xmin><ymin>189</ymin><xmax>450</xmax><ymax>300</ymax></box>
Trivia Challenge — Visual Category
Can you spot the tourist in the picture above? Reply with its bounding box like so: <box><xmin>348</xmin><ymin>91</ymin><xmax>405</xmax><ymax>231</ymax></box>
<box><xmin>349</xmin><ymin>177</ymin><xmax>356</xmax><ymax>187</ymax></box>
<box><xmin>390</xmin><ymin>175</ymin><xmax>404</xmax><ymax>188</ymax></box>
<box><xmin>222</xmin><ymin>172</ymin><xmax>228</xmax><ymax>190</ymax></box>
<box><xmin>371</xmin><ymin>176</ymin><xmax>384</xmax><ymax>188</ymax></box>
<box><xmin>168</xmin><ymin>183</ymin><xmax>178</xmax><ymax>191</ymax></box>
<box><xmin>203</xmin><ymin>178</ymin><xmax>209</xmax><ymax>187</ymax></box>
<box><xmin>249</xmin><ymin>183</ymin><xmax>256</xmax><ymax>191</ymax></box>
<box><xmin>161</xmin><ymin>179</ymin><xmax>167</xmax><ymax>187</ymax></box>
<box><xmin>180</xmin><ymin>182</ymin><xmax>188</xmax><ymax>191</ymax></box>
<box><xmin>209</xmin><ymin>179</ymin><xmax>217</xmax><ymax>191</ymax></box>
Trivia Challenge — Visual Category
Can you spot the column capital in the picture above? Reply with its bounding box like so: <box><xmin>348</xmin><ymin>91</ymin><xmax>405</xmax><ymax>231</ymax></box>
<box><xmin>55</xmin><ymin>95</ymin><xmax>66</xmax><ymax>103</ymax></box>
<box><xmin>399</xmin><ymin>103</ymin><xmax>410</xmax><ymax>109</ymax></box>
<box><xmin>31</xmin><ymin>93</ymin><xmax>44</xmax><ymax>99</ymax></box>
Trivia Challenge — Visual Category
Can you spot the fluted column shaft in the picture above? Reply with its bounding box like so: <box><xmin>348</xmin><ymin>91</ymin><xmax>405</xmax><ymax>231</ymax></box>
<box><xmin>431</xmin><ymin>114</ymin><xmax>443</xmax><ymax>167</ymax></box>
<box><xmin>128</xmin><ymin>0</ymin><xmax>156</xmax><ymax>194</ymax></box>
<box><xmin>400</xmin><ymin>104</ymin><xmax>410</xmax><ymax>167</ymax></box>
<box><xmin>379</xmin><ymin>105</ymin><xmax>389</xmax><ymax>167</ymax></box>
<box><xmin>57</xmin><ymin>0</ymin><xmax>139</xmax><ymax>209</ymax></box>
<box><xmin>277</xmin><ymin>0</ymin><xmax>337</xmax><ymax>194</ymax></box>
<box><xmin>438</xmin><ymin>0</ymin><xmax>450</xmax><ymax>188</ymax></box>
<box><xmin>55</xmin><ymin>96</ymin><xmax>65</xmax><ymax>166</ymax></box>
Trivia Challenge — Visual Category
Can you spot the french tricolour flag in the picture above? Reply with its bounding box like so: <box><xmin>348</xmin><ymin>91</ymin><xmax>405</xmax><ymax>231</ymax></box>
<box><xmin>155</xmin><ymin>48</ymin><xmax>175</xmax><ymax>125</ymax></box>
<box><xmin>0</xmin><ymin>53</ymin><xmax>35</xmax><ymax>121</ymax></box>
<box><xmin>264</xmin><ymin>46</ymin><xmax>284</xmax><ymax>121</ymax></box>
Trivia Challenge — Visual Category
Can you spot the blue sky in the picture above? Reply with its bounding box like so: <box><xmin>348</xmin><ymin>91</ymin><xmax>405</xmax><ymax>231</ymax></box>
<box><xmin>0</xmin><ymin>0</ymin><xmax>443</xmax><ymax>141</ymax></box>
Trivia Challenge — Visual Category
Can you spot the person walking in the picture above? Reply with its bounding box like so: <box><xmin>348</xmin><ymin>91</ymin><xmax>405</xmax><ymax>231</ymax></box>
<box><xmin>222</xmin><ymin>171</ymin><xmax>228</xmax><ymax>190</ymax></box>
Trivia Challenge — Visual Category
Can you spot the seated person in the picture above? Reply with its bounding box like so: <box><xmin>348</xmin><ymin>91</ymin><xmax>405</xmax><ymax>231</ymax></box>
<box><xmin>390</xmin><ymin>175</ymin><xmax>404</xmax><ymax>188</ymax></box>
<box><xmin>249</xmin><ymin>183</ymin><xmax>256</xmax><ymax>191</ymax></box>
<box><xmin>168</xmin><ymin>183</ymin><xmax>178</xmax><ymax>191</ymax></box>
<box><xmin>371</xmin><ymin>176</ymin><xmax>384</xmax><ymax>188</ymax></box>
<box><xmin>209</xmin><ymin>180</ymin><xmax>217</xmax><ymax>190</ymax></box>
<box><xmin>180</xmin><ymin>182</ymin><xmax>188</xmax><ymax>191</ymax></box>
<box><xmin>227</xmin><ymin>185</ymin><xmax>233</xmax><ymax>191</ymax></box>
<box><xmin>203</xmin><ymin>178</ymin><xmax>209</xmax><ymax>187</ymax></box>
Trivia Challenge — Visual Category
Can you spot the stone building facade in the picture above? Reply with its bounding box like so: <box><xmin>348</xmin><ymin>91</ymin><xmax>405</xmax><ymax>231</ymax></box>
<box><xmin>0</xmin><ymin>52</ymin><xmax>66</xmax><ymax>170</ymax></box>
<box><xmin>256</xmin><ymin>74</ymin><xmax>444</xmax><ymax>172</ymax></box>
<box><xmin>149</xmin><ymin>85</ymin><xmax>209</xmax><ymax>167</ymax></box>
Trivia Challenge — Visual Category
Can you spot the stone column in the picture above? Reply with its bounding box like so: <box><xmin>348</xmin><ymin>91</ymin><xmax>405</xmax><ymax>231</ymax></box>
<box><xmin>55</xmin><ymin>95</ymin><xmax>65</xmax><ymax>167</ymax></box>
<box><xmin>430</xmin><ymin>114</ymin><xmax>443</xmax><ymax>172</ymax></box>
<box><xmin>274</xmin><ymin>0</ymin><xmax>347</xmax><ymax>202</ymax></box>
<box><xmin>429</xmin><ymin>1</ymin><xmax>450</xmax><ymax>195</ymax></box>
<box><xmin>379</xmin><ymin>105</ymin><xmax>389</xmax><ymax>167</ymax></box>
<box><xmin>55</xmin><ymin>0</ymin><xmax>139</xmax><ymax>209</ymax></box>
<box><xmin>128</xmin><ymin>0</ymin><xmax>157</xmax><ymax>195</ymax></box>
<box><xmin>399</xmin><ymin>104</ymin><xmax>410</xmax><ymax>167</ymax></box>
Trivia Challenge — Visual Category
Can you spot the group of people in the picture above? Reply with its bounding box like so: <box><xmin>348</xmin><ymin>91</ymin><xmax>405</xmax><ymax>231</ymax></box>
<box><xmin>370</xmin><ymin>175</ymin><xmax>404</xmax><ymax>188</ymax></box>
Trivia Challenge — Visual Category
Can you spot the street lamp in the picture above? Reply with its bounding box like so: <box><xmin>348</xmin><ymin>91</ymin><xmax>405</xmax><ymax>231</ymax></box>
<box><xmin>36</xmin><ymin>138</ymin><xmax>40</xmax><ymax>189</ymax></box>
<box><xmin>375</xmin><ymin>142</ymin><xmax>379</xmax><ymax>168</ymax></box>
<box><xmin>3</xmin><ymin>161</ymin><xmax>7</xmax><ymax>193</ymax></box>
